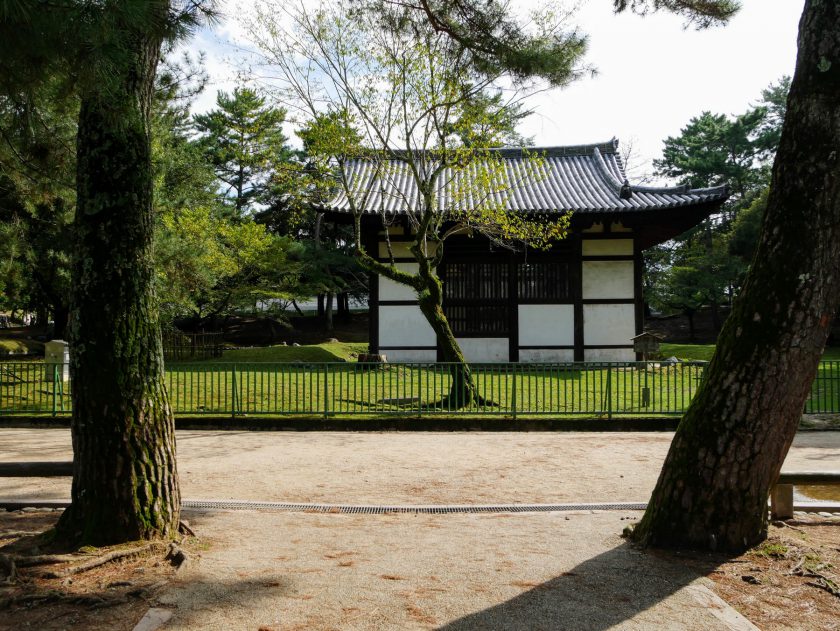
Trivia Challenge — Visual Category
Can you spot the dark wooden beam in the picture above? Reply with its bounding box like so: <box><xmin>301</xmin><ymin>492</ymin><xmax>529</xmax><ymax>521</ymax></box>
<box><xmin>508</xmin><ymin>253</ymin><xmax>518</xmax><ymax>362</ymax></box>
<box><xmin>634</xmin><ymin>238</ymin><xmax>645</xmax><ymax>360</ymax></box>
<box><xmin>573</xmin><ymin>235</ymin><xmax>584</xmax><ymax>361</ymax></box>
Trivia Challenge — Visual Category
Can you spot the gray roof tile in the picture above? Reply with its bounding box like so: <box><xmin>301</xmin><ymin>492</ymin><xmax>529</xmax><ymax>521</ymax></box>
<box><xmin>323</xmin><ymin>139</ymin><xmax>728</xmax><ymax>215</ymax></box>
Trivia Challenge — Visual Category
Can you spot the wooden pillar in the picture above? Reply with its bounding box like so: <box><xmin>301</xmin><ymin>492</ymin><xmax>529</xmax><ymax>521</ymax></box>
<box><xmin>508</xmin><ymin>252</ymin><xmax>518</xmax><ymax>362</ymax></box>
<box><xmin>573</xmin><ymin>234</ymin><xmax>584</xmax><ymax>361</ymax></box>
<box><xmin>362</xmin><ymin>218</ymin><xmax>379</xmax><ymax>354</ymax></box>
<box><xmin>634</xmin><ymin>238</ymin><xmax>645</xmax><ymax>361</ymax></box>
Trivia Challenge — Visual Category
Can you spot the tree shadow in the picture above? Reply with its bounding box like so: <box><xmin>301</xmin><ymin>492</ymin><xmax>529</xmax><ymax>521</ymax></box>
<box><xmin>437</xmin><ymin>542</ymin><xmax>729</xmax><ymax>631</ymax></box>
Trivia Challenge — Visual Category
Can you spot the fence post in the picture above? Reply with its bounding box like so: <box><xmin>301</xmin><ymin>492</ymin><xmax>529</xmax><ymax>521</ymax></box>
<box><xmin>605</xmin><ymin>365</ymin><xmax>612</xmax><ymax>420</ymax></box>
<box><xmin>58</xmin><ymin>364</ymin><xmax>65</xmax><ymax>413</ymax></box>
<box><xmin>323</xmin><ymin>363</ymin><xmax>329</xmax><ymax>419</ymax></box>
<box><xmin>51</xmin><ymin>363</ymin><xmax>58</xmax><ymax>417</ymax></box>
<box><xmin>417</xmin><ymin>365</ymin><xmax>422</xmax><ymax>418</ymax></box>
<box><xmin>511</xmin><ymin>363</ymin><xmax>517</xmax><ymax>420</ymax></box>
<box><xmin>231</xmin><ymin>364</ymin><xmax>238</xmax><ymax>418</ymax></box>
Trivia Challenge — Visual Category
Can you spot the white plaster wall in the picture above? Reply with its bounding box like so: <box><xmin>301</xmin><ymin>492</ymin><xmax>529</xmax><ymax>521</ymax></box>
<box><xmin>379</xmin><ymin>305</ymin><xmax>436</xmax><ymax>347</ymax></box>
<box><xmin>456</xmin><ymin>338</ymin><xmax>509</xmax><ymax>362</ymax></box>
<box><xmin>585</xmin><ymin>348</ymin><xmax>636</xmax><ymax>362</ymax></box>
<box><xmin>518</xmin><ymin>305</ymin><xmax>574</xmax><ymax>346</ymax></box>
<box><xmin>377</xmin><ymin>241</ymin><xmax>437</xmax><ymax>259</ymax></box>
<box><xmin>583</xmin><ymin>304</ymin><xmax>636</xmax><ymax>346</ymax></box>
<box><xmin>582</xmin><ymin>239</ymin><xmax>634</xmax><ymax>256</ymax></box>
<box><xmin>383</xmin><ymin>348</ymin><xmax>437</xmax><ymax>362</ymax></box>
<box><xmin>519</xmin><ymin>348</ymin><xmax>574</xmax><ymax>362</ymax></box>
<box><xmin>378</xmin><ymin>263</ymin><xmax>419</xmax><ymax>301</ymax></box>
<box><xmin>378</xmin><ymin>241</ymin><xmax>412</xmax><ymax>258</ymax></box>
<box><xmin>582</xmin><ymin>261</ymin><xmax>635</xmax><ymax>299</ymax></box>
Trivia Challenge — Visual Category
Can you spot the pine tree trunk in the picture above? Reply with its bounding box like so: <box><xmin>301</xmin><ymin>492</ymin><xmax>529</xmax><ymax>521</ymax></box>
<box><xmin>686</xmin><ymin>310</ymin><xmax>696</xmax><ymax>343</ymax></box>
<box><xmin>633</xmin><ymin>0</ymin><xmax>840</xmax><ymax>552</ymax></box>
<box><xmin>325</xmin><ymin>292</ymin><xmax>334</xmax><ymax>331</ymax></box>
<box><xmin>53</xmin><ymin>303</ymin><xmax>69</xmax><ymax>340</ymax></box>
<box><xmin>56</xmin><ymin>14</ymin><xmax>179</xmax><ymax>546</ymax></box>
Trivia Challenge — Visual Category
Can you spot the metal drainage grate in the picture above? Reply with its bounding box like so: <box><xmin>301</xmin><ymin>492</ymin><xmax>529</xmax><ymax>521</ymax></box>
<box><xmin>181</xmin><ymin>500</ymin><xmax>649</xmax><ymax>514</ymax></box>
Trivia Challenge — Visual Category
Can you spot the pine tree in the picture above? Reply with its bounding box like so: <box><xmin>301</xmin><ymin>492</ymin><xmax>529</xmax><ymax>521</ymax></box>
<box><xmin>632</xmin><ymin>0</ymin><xmax>840</xmax><ymax>552</ymax></box>
<box><xmin>193</xmin><ymin>87</ymin><xmax>292</xmax><ymax>217</ymax></box>
<box><xmin>0</xmin><ymin>1</ymin><xmax>212</xmax><ymax>546</ymax></box>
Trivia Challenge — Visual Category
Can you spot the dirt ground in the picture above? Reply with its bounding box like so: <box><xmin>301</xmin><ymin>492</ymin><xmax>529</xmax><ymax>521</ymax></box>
<box><xmin>0</xmin><ymin>430</ymin><xmax>838</xmax><ymax>630</ymax></box>
<box><xmin>682</xmin><ymin>514</ymin><xmax>840</xmax><ymax>631</ymax></box>
<box><xmin>0</xmin><ymin>509</ymin><xmax>199</xmax><ymax>631</ymax></box>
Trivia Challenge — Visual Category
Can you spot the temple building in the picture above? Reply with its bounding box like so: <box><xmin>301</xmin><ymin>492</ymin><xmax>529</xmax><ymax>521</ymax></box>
<box><xmin>322</xmin><ymin>140</ymin><xmax>728</xmax><ymax>362</ymax></box>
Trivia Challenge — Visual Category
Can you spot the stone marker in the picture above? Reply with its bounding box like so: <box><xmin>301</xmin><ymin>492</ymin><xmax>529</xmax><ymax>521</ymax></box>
<box><xmin>132</xmin><ymin>608</ymin><xmax>173</xmax><ymax>631</ymax></box>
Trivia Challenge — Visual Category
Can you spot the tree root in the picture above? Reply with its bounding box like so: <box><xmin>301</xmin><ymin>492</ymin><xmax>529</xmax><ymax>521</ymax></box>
<box><xmin>13</xmin><ymin>553</ymin><xmax>95</xmax><ymax>568</ymax></box>
<box><xmin>38</xmin><ymin>545</ymin><xmax>155</xmax><ymax>579</ymax></box>
<box><xmin>806</xmin><ymin>577</ymin><xmax>840</xmax><ymax>598</ymax></box>
<box><xmin>790</xmin><ymin>557</ymin><xmax>840</xmax><ymax>598</ymax></box>
<box><xmin>771</xmin><ymin>520</ymin><xmax>806</xmax><ymax>534</ymax></box>
<box><xmin>0</xmin><ymin>591</ymin><xmax>126</xmax><ymax>610</ymax></box>
<box><xmin>178</xmin><ymin>520</ymin><xmax>195</xmax><ymax>537</ymax></box>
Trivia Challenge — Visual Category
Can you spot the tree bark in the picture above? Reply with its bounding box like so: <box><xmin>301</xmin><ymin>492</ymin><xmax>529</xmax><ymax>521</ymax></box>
<box><xmin>411</xmin><ymin>245</ymin><xmax>480</xmax><ymax>408</ymax></box>
<box><xmin>324</xmin><ymin>292</ymin><xmax>334</xmax><ymax>331</ymax></box>
<box><xmin>633</xmin><ymin>0</ymin><xmax>840</xmax><ymax>552</ymax></box>
<box><xmin>56</xmin><ymin>11</ymin><xmax>180</xmax><ymax>546</ymax></box>
<box><xmin>52</xmin><ymin>303</ymin><xmax>69</xmax><ymax>340</ymax></box>
<box><xmin>352</xmin><ymin>214</ymin><xmax>480</xmax><ymax>408</ymax></box>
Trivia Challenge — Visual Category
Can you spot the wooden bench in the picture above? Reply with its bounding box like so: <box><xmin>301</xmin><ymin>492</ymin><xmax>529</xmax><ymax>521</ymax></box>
<box><xmin>0</xmin><ymin>461</ymin><xmax>73</xmax><ymax>477</ymax></box>
<box><xmin>771</xmin><ymin>471</ymin><xmax>840</xmax><ymax>519</ymax></box>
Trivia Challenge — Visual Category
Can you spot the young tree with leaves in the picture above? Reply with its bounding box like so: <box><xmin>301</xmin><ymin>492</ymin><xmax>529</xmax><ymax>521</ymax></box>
<box><xmin>249</xmin><ymin>0</ymin><xmax>576</xmax><ymax>406</ymax></box>
<box><xmin>353</xmin><ymin>0</ymin><xmax>837</xmax><ymax>552</ymax></box>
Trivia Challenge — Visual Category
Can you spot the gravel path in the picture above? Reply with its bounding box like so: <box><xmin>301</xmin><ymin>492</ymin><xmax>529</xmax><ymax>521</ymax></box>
<box><xmin>0</xmin><ymin>429</ymin><xmax>836</xmax><ymax>505</ymax></box>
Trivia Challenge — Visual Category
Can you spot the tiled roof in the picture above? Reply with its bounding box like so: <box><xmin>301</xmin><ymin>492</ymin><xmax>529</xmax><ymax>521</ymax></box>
<box><xmin>322</xmin><ymin>139</ymin><xmax>728</xmax><ymax>214</ymax></box>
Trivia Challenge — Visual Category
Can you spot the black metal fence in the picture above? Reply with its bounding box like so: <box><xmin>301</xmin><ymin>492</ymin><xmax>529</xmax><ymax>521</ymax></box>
<box><xmin>162</xmin><ymin>331</ymin><xmax>224</xmax><ymax>361</ymax></box>
<box><xmin>2</xmin><ymin>359</ymin><xmax>839</xmax><ymax>419</ymax></box>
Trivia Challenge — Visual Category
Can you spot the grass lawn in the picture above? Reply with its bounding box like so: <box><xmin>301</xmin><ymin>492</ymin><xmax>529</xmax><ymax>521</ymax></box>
<box><xmin>661</xmin><ymin>343</ymin><xmax>840</xmax><ymax>362</ymax></box>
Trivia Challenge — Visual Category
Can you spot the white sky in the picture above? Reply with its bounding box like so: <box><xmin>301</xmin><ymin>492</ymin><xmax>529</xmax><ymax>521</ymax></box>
<box><xmin>188</xmin><ymin>0</ymin><xmax>803</xmax><ymax>182</ymax></box>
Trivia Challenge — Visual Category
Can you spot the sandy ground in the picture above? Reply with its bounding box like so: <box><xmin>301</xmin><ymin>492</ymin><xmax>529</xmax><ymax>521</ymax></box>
<box><xmin>0</xmin><ymin>429</ymin><xmax>837</xmax><ymax>630</ymax></box>
<box><xmin>0</xmin><ymin>429</ymin><xmax>837</xmax><ymax>505</ymax></box>
<box><xmin>162</xmin><ymin>509</ymin><xmax>757</xmax><ymax>631</ymax></box>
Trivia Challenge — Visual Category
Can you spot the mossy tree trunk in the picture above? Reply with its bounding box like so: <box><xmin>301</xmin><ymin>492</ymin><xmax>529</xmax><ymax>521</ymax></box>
<box><xmin>353</xmin><ymin>214</ymin><xmax>479</xmax><ymax>408</ymax></box>
<box><xmin>413</xmin><ymin>250</ymin><xmax>479</xmax><ymax>408</ymax></box>
<box><xmin>56</xmin><ymin>13</ymin><xmax>180</xmax><ymax>546</ymax></box>
<box><xmin>633</xmin><ymin>0</ymin><xmax>840</xmax><ymax>553</ymax></box>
